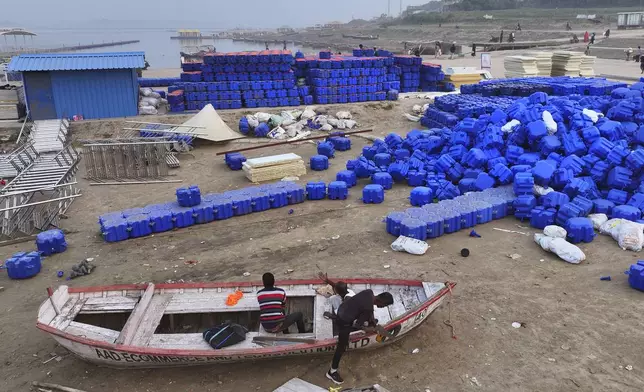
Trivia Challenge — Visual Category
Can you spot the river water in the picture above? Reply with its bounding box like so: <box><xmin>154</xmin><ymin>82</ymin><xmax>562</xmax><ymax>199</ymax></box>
<box><xmin>1</xmin><ymin>27</ymin><xmax>315</xmax><ymax>69</ymax></box>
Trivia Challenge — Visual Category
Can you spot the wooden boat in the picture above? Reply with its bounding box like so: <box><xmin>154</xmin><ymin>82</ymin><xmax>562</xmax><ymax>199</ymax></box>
<box><xmin>37</xmin><ymin>279</ymin><xmax>455</xmax><ymax>368</ymax></box>
<box><xmin>342</xmin><ymin>34</ymin><xmax>379</xmax><ymax>40</ymax></box>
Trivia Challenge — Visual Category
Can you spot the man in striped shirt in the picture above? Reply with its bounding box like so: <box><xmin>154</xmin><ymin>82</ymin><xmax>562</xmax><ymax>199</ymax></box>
<box><xmin>257</xmin><ymin>272</ymin><xmax>305</xmax><ymax>333</ymax></box>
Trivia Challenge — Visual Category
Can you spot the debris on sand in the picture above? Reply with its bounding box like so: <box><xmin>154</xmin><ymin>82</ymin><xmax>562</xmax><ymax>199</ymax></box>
<box><xmin>69</xmin><ymin>259</ymin><xmax>96</xmax><ymax>279</ymax></box>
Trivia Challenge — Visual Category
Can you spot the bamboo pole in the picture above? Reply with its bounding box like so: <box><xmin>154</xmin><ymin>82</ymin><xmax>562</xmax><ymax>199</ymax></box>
<box><xmin>216</xmin><ymin>129</ymin><xmax>373</xmax><ymax>156</ymax></box>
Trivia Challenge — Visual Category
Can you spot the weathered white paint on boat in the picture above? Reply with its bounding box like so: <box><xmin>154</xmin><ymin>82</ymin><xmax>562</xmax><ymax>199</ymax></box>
<box><xmin>37</xmin><ymin>279</ymin><xmax>455</xmax><ymax>368</ymax></box>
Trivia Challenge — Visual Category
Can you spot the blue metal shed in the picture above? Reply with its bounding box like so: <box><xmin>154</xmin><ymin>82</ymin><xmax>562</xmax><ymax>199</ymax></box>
<box><xmin>8</xmin><ymin>52</ymin><xmax>145</xmax><ymax>120</ymax></box>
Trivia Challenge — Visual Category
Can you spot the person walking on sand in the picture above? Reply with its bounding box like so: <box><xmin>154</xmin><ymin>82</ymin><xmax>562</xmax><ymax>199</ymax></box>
<box><xmin>499</xmin><ymin>30</ymin><xmax>504</xmax><ymax>43</ymax></box>
<box><xmin>584</xmin><ymin>31</ymin><xmax>589</xmax><ymax>43</ymax></box>
<box><xmin>435</xmin><ymin>41</ymin><xmax>442</xmax><ymax>58</ymax></box>
<box><xmin>590</xmin><ymin>33</ymin><xmax>595</xmax><ymax>45</ymax></box>
<box><xmin>325</xmin><ymin>289</ymin><xmax>394</xmax><ymax>385</ymax></box>
<box><xmin>640</xmin><ymin>55</ymin><xmax>644</xmax><ymax>74</ymax></box>
<box><xmin>449</xmin><ymin>42</ymin><xmax>457</xmax><ymax>59</ymax></box>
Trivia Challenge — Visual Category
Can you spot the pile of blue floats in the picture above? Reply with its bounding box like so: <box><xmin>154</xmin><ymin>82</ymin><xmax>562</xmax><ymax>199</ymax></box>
<box><xmin>138</xmin><ymin>77</ymin><xmax>182</xmax><ymax>87</ymax></box>
<box><xmin>342</xmin><ymin>77</ymin><xmax>644</xmax><ymax>244</ymax></box>
<box><xmin>98</xmin><ymin>182</ymin><xmax>306</xmax><ymax>243</ymax></box>
<box><xmin>461</xmin><ymin>77</ymin><xmax>627</xmax><ymax>97</ymax></box>
<box><xmin>386</xmin><ymin>187</ymin><xmax>516</xmax><ymax>239</ymax></box>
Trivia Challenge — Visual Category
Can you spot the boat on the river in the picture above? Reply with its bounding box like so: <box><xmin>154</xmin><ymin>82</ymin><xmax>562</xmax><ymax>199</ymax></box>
<box><xmin>342</xmin><ymin>34</ymin><xmax>379</xmax><ymax>40</ymax></box>
<box><xmin>37</xmin><ymin>279</ymin><xmax>455</xmax><ymax>368</ymax></box>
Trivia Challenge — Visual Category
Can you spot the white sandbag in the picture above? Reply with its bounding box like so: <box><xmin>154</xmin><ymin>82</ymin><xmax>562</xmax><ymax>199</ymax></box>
<box><xmin>404</xmin><ymin>113</ymin><xmax>421</xmax><ymax>122</ymax></box>
<box><xmin>534</xmin><ymin>233</ymin><xmax>553</xmax><ymax>251</ymax></box>
<box><xmin>327</xmin><ymin>118</ymin><xmax>339</xmax><ymax>127</ymax></box>
<box><xmin>422</xmin><ymin>103</ymin><xmax>430</xmax><ymax>113</ymax></box>
<box><xmin>588</xmin><ymin>213</ymin><xmax>608</xmax><ymax>230</ymax></box>
<box><xmin>336</xmin><ymin>111</ymin><xmax>352</xmax><ymax>119</ymax></box>
<box><xmin>256</xmin><ymin>112</ymin><xmax>271</xmax><ymax>122</ymax></box>
<box><xmin>336</xmin><ymin>120</ymin><xmax>346</xmax><ymax>130</ymax></box>
<box><xmin>301</xmin><ymin>107</ymin><xmax>316</xmax><ymax>120</ymax></box>
<box><xmin>533</xmin><ymin>185</ymin><xmax>554</xmax><ymax>196</ymax></box>
<box><xmin>320</xmin><ymin>124</ymin><xmax>333</xmax><ymax>131</ymax></box>
<box><xmin>281</xmin><ymin>119</ymin><xmax>295</xmax><ymax>127</ymax></box>
<box><xmin>246</xmin><ymin>115</ymin><xmax>259</xmax><ymax>129</ymax></box>
<box><xmin>344</xmin><ymin>119</ymin><xmax>357</xmax><ymax>129</ymax></box>
<box><xmin>534</xmin><ymin>234</ymin><xmax>585</xmax><ymax>264</ymax></box>
<box><xmin>412</xmin><ymin>104</ymin><xmax>423</xmax><ymax>114</ymax></box>
<box><xmin>148</xmin><ymin>91</ymin><xmax>162</xmax><ymax>99</ymax></box>
<box><xmin>599</xmin><ymin>218</ymin><xmax>627</xmax><ymax>238</ymax></box>
<box><xmin>391</xmin><ymin>235</ymin><xmax>429</xmax><ymax>255</ymax></box>
<box><xmin>140</xmin><ymin>87</ymin><xmax>154</xmax><ymax>97</ymax></box>
<box><xmin>139</xmin><ymin>105</ymin><xmax>158</xmax><ymax>115</ymax></box>
<box><xmin>140</xmin><ymin>97</ymin><xmax>160</xmax><ymax>107</ymax></box>
<box><xmin>582</xmin><ymin>108</ymin><xmax>603</xmax><ymax>123</ymax></box>
<box><xmin>542</xmin><ymin>111</ymin><xmax>557</xmax><ymax>135</ymax></box>
<box><xmin>315</xmin><ymin>115</ymin><xmax>329</xmax><ymax>126</ymax></box>
<box><xmin>269</xmin><ymin>114</ymin><xmax>284</xmax><ymax>128</ymax></box>
<box><xmin>267</xmin><ymin>126</ymin><xmax>286</xmax><ymax>140</ymax></box>
<box><xmin>501</xmin><ymin>119</ymin><xmax>521</xmax><ymax>133</ymax></box>
<box><xmin>280</xmin><ymin>111</ymin><xmax>296</xmax><ymax>122</ymax></box>
<box><xmin>617</xmin><ymin>221</ymin><xmax>644</xmax><ymax>251</ymax></box>
<box><xmin>285</xmin><ymin>124</ymin><xmax>299</xmax><ymax>138</ymax></box>
<box><xmin>544</xmin><ymin>225</ymin><xmax>567</xmax><ymax>239</ymax></box>
<box><xmin>289</xmin><ymin>110</ymin><xmax>303</xmax><ymax>120</ymax></box>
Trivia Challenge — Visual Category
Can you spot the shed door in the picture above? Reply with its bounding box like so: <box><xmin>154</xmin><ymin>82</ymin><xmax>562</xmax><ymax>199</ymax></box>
<box><xmin>25</xmin><ymin>72</ymin><xmax>57</xmax><ymax>120</ymax></box>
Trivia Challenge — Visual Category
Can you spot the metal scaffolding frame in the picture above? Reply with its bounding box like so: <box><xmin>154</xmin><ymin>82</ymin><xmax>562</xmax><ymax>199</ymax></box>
<box><xmin>82</xmin><ymin>138</ymin><xmax>175</xmax><ymax>181</ymax></box>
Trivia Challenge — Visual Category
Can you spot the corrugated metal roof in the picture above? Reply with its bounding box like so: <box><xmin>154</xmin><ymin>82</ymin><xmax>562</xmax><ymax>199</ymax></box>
<box><xmin>8</xmin><ymin>52</ymin><xmax>145</xmax><ymax>72</ymax></box>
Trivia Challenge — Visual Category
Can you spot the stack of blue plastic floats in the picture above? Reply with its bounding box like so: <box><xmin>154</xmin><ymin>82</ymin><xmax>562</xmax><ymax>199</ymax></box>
<box><xmin>394</xmin><ymin>55</ymin><xmax>422</xmax><ymax>93</ymax></box>
<box><xmin>307</xmin><ymin>53</ymin><xmax>393</xmax><ymax>104</ymax></box>
<box><xmin>420</xmin><ymin>63</ymin><xmax>451</xmax><ymax>92</ymax></box>
<box><xmin>98</xmin><ymin>182</ymin><xmax>306</xmax><ymax>243</ymax></box>
<box><xmin>330</xmin><ymin>76</ymin><xmax>644</xmax><ymax>246</ymax></box>
<box><xmin>138</xmin><ymin>77</ymin><xmax>182</xmax><ymax>87</ymax></box>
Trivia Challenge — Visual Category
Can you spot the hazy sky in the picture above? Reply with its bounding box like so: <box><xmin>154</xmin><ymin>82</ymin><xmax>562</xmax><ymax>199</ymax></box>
<box><xmin>3</xmin><ymin>0</ymin><xmax>431</xmax><ymax>29</ymax></box>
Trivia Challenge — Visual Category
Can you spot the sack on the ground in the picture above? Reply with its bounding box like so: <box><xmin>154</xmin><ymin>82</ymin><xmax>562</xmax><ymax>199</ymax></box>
<box><xmin>534</xmin><ymin>234</ymin><xmax>585</xmax><ymax>264</ymax></box>
<box><xmin>246</xmin><ymin>115</ymin><xmax>259</xmax><ymax>129</ymax></box>
<box><xmin>203</xmin><ymin>322</ymin><xmax>248</xmax><ymax>349</ymax></box>
<box><xmin>140</xmin><ymin>87</ymin><xmax>154</xmax><ymax>97</ymax></box>
<box><xmin>391</xmin><ymin>235</ymin><xmax>429</xmax><ymax>255</ymax></box>
<box><xmin>256</xmin><ymin>112</ymin><xmax>271</xmax><ymax>122</ymax></box>
<box><xmin>336</xmin><ymin>111</ymin><xmax>352</xmax><ymax>119</ymax></box>
<box><xmin>301</xmin><ymin>107</ymin><xmax>316</xmax><ymax>120</ymax></box>
<box><xmin>617</xmin><ymin>221</ymin><xmax>644</xmax><ymax>251</ymax></box>
<box><xmin>543</xmin><ymin>225</ymin><xmax>567</xmax><ymax>239</ymax></box>
<box><xmin>344</xmin><ymin>119</ymin><xmax>357</xmax><ymax>129</ymax></box>
<box><xmin>599</xmin><ymin>218</ymin><xmax>627</xmax><ymax>238</ymax></box>
<box><xmin>139</xmin><ymin>105</ymin><xmax>158</xmax><ymax>115</ymax></box>
<box><xmin>588</xmin><ymin>213</ymin><xmax>608</xmax><ymax>230</ymax></box>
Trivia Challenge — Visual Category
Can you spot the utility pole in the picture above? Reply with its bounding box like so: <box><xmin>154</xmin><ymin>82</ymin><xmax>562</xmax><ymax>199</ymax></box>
<box><xmin>399</xmin><ymin>0</ymin><xmax>403</xmax><ymax>17</ymax></box>
<box><xmin>388</xmin><ymin>0</ymin><xmax>391</xmax><ymax>17</ymax></box>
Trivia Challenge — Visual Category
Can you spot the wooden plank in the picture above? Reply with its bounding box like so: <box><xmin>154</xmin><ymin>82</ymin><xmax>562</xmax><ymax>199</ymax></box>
<box><xmin>130</xmin><ymin>295</ymin><xmax>172</xmax><ymax>346</ymax></box>
<box><xmin>373</xmin><ymin>306</ymin><xmax>392</xmax><ymax>326</ymax></box>
<box><xmin>273</xmin><ymin>378</ymin><xmax>327</xmax><ymax>392</ymax></box>
<box><xmin>388</xmin><ymin>292</ymin><xmax>408</xmax><ymax>320</ymax></box>
<box><xmin>65</xmin><ymin>321</ymin><xmax>119</xmax><ymax>343</ymax></box>
<box><xmin>51</xmin><ymin>286</ymin><xmax>70</xmax><ymax>313</ymax></box>
<box><xmin>79</xmin><ymin>296</ymin><xmax>138</xmax><ymax>314</ymax></box>
<box><xmin>116</xmin><ymin>284</ymin><xmax>155</xmax><ymax>346</ymax></box>
<box><xmin>50</xmin><ymin>298</ymin><xmax>88</xmax><ymax>330</ymax></box>
<box><xmin>422</xmin><ymin>282</ymin><xmax>445</xmax><ymax>300</ymax></box>
<box><xmin>244</xmin><ymin>153</ymin><xmax>302</xmax><ymax>168</ymax></box>
<box><xmin>163</xmin><ymin>289</ymin><xmax>315</xmax><ymax>314</ymax></box>
<box><xmin>252</xmin><ymin>336</ymin><xmax>316</xmax><ymax>344</ymax></box>
<box><xmin>165</xmin><ymin>293</ymin><xmax>259</xmax><ymax>314</ymax></box>
<box><xmin>314</xmin><ymin>296</ymin><xmax>333</xmax><ymax>340</ymax></box>
<box><xmin>399</xmin><ymin>288</ymin><xmax>422</xmax><ymax>311</ymax></box>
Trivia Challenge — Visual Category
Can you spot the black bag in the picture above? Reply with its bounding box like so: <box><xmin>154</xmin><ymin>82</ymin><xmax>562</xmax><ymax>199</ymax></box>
<box><xmin>203</xmin><ymin>322</ymin><xmax>248</xmax><ymax>349</ymax></box>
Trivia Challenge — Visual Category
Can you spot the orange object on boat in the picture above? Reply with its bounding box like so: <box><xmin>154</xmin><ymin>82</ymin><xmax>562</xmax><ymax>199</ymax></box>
<box><xmin>226</xmin><ymin>290</ymin><xmax>244</xmax><ymax>306</ymax></box>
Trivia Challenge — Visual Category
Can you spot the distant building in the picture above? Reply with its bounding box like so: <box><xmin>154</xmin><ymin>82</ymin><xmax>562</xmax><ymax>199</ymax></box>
<box><xmin>324</xmin><ymin>21</ymin><xmax>343</xmax><ymax>29</ymax></box>
<box><xmin>277</xmin><ymin>26</ymin><xmax>295</xmax><ymax>34</ymax></box>
<box><xmin>8</xmin><ymin>52</ymin><xmax>144</xmax><ymax>120</ymax></box>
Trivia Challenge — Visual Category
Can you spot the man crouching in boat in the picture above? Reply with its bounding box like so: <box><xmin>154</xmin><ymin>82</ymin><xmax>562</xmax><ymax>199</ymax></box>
<box><xmin>326</xmin><ymin>289</ymin><xmax>394</xmax><ymax>384</ymax></box>
<box><xmin>317</xmin><ymin>272</ymin><xmax>355</xmax><ymax>316</ymax></box>
<box><xmin>257</xmin><ymin>273</ymin><xmax>306</xmax><ymax>334</ymax></box>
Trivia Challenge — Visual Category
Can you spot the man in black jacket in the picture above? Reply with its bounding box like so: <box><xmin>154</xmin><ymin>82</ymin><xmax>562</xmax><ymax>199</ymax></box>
<box><xmin>325</xmin><ymin>289</ymin><xmax>394</xmax><ymax>384</ymax></box>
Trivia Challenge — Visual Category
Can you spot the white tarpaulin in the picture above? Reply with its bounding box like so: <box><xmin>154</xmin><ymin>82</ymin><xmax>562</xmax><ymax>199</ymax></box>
<box><xmin>181</xmin><ymin>104</ymin><xmax>244</xmax><ymax>142</ymax></box>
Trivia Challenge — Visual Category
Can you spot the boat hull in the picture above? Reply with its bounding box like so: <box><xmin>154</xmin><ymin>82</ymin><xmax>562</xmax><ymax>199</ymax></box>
<box><xmin>38</xmin><ymin>283</ymin><xmax>454</xmax><ymax>368</ymax></box>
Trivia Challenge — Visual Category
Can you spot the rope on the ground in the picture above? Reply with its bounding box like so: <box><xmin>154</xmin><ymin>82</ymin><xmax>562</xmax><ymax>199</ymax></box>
<box><xmin>443</xmin><ymin>283</ymin><xmax>457</xmax><ymax>340</ymax></box>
